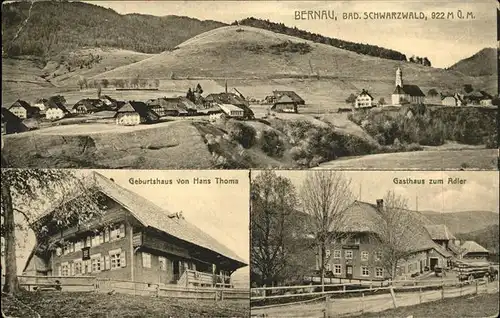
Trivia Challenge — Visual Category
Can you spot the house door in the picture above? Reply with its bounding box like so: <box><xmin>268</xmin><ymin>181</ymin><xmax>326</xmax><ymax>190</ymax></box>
<box><xmin>173</xmin><ymin>260</ymin><xmax>180</xmax><ymax>278</ymax></box>
<box><xmin>346</xmin><ymin>265</ymin><xmax>353</xmax><ymax>279</ymax></box>
<box><xmin>430</xmin><ymin>258</ymin><xmax>438</xmax><ymax>270</ymax></box>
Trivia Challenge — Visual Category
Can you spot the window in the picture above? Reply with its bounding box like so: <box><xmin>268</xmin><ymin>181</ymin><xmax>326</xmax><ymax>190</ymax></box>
<box><xmin>61</xmin><ymin>262</ymin><xmax>69</xmax><ymax>276</ymax></box>
<box><xmin>91</xmin><ymin>254</ymin><xmax>102</xmax><ymax>272</ymax></box>
<box><xmin>92</xmin><ymin>235</ymin><xmax>101</xmax><ymax>247</ymax></box>
<box><xmin>142</xmin><ymin>252</ymin><xmax>152</xmax><ymax>268</ymax></box>
<box><xmin>56</xmin><ymin>247</ymin><xmax>62</xmax><ymax>256</ymax></box>
<box><xmin>85</xmin><ymin>236</ymin><xmax>91</xmax><ymax>248</ymax></box>
<box><xmin>325</xmin><ymin>249</ymin><xmax>331</xmax><ymax>258</ymax></box>
<box><xmin>74</xmin><ymin>261</ymin><xmax>82</xmax><ymax>275</ymax></box>
<box><xmin>159</xmin><ymin>256</ymin><xmax>167</xmax><ymax>271</ymax></box>
<box><xmin>354</xmin><ymin>238</ymin><xmax>361</xmax><ymax>245</ymax></box>
<box><xmin>75</xmin><ymin>240</ymin><xmax>83</xmax><ymax>251</ymax></box>
<box><xmin>104</xmin><ymin>227</ymin><xmax>110</xmax><ymax>242</ymax></box>
<box><xmin>375</xmin><ymin>251</ymin><xmax>382</xmax><ymax>261</ymax></box>
<box><xmin>361</xmin><ymin>266</ymin><xmax>370</xmax><ymax>277</ymax></box>
<box><xmin>109</xmin><ymin>249</ymin><xmax>126</xmax><ymax>270</ymax></box>
<box><xmin>345</xmin><ymin>250</ymin><xmax>353</xmax><ymax>259</ymax></box>
<box><xmin>408</xmin><ymin>263</ymin><xmax>413</xmax><ymax>272</ymax></box>
<box><xmin>99</xmin><ymin>232</ymin><xmax>104</xmax><ymax>244</ymax></box>
<box><xmin>334</xmin><ymin>265</ymin><xmax>342</xmax><ymax>275</ymax></box>
<box><xmin>333</xmin><ymin>250</ymin><xmax>341</xmax><ymax>259</ymax></box>
<box><xmin>361</xmin><ymin>251</ymin><xmax>369</xmax><ymax>261</ymax></box>
<box><xmin>326</xmin><ymin>263</ymin><xmax>331</xmax><ymax>271</ymax></box>
<box><xmin>375</xmin><ymin>268</ymin><xmax>384</xmax><ymax>278</ymax></box>
<box><xmin>110</xmin><ymin>224</ymin><xmax>125</xmax><ymax>241</ymax></box>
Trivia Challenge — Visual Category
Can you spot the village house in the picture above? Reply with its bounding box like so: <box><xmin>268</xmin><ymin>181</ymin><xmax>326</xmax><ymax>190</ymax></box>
<box><xmin>1</xmin><ymin>107</ymin><xmax>29</xmax><ymax>134</ymax></box>
<box><xmin>441</xmin><ymin>93</ymin><xmax>465</xmax><ymax>107</ymax></box>
<box><xmin>218</xmin><ymin>104</ymin><xmax>246</xmax><ymax>118</ymax></box>
<box><xmin>460</xmin><ymin>241</ymin><xmax>490</xmax><ymax>261</ymax></box>
<box><xmin>100</xmin><ymin>95</ymin><xmax>119</xmax><ymax>110</ymax></box>
<box><xmin>8</xmin><ymin>100</ymin><xmax>40</xmax><ymax>119</ymax></box>
<box><xmin>22</xmin><ymin>173</ymin><xmax>247</xmax><ymax>288</ymax></box>
<box><xmin>310</xmin><ymin>199</ymin><xmax>453</xmax><ymax>282</ymax></box>
<box><xmin>33</xmin><ymin>98</ymin><xmax>49</xmax><ymax>114</ymax></box>
<box><xmin>46</xmin><ymin>100</ymin><xmax>70</xmax><ymax>120</ymax></box>
<box><xmin>271</xmin><ymin>95</ymin><xmax>298</xmax><ymax>113</ymax></box>
<box><xmin>72</xmin><ymin>99</ymin><xmax>106</xmax><ymax>114</ymax></box>
<box><xmin>354</xmin><ymin>90</ymin><xmax>374</xmax><ymax>109</ymax></box>
<box><xmin>391</xmin><ymin>67</ymin><xmax>425</xmax><ymax>106</ymax></box>
<box><xmin>272</xmin><ymin>91</ymin><xmax>305</xmax><ymax>106</ymax></box>
<box><xmin>204</xmin><ymin>93</ymin><xmax>254</xmax><ymax>119</ymax></box>
<box><xmin>115</xmin><ymin>101</ymin><xmax>159</xmax><ymax>126</ymax></box>
<box><xmin>147</xmin><ymin>97</ymin><xmax>197</xmax><ymax>117</ymax></box>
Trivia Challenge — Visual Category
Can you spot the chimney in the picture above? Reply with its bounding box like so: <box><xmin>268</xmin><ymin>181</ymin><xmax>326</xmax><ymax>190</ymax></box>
<box><xmin>376</xmin><ymin>199</ymin><xmax>384</xmax><ymax>210</ymax></box>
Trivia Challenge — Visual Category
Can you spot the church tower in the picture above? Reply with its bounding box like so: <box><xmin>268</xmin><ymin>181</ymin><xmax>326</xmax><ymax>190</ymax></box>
<box><xmin>395</xmin><ymin>67</ymin><xmax>403</xmax><ymax>87</ymax></box>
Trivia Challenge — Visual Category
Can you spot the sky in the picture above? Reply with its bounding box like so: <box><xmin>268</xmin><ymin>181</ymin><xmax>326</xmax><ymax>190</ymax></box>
<box><xmin>253</xmin><ymin>170</ymin><xmax>499</xmax><ymax>214</ymax></box>
<box><xmin>82</xmin><ymin>0</ymin><xmax>497</xmax><ymax>68</ymax></box>
<box><xmin>5</xmin><ymin>169</ymin><xmax>250</xmax><ymax>278</ymax></box>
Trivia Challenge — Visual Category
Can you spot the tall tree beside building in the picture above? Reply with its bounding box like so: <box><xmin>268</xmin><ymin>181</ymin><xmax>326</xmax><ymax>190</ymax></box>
<box><xmin>1</xmin><ymin>170</ymin><xmax>105</xmax><ymax>294</ymax></box>
<box><xmin>300</xmin><ymin>171</ymin><xmax>353</xmax><ymax>292</ymax></box>
<box><xmin>250</xmin><ymin>171</ymin><xmax>299</xmax><ymax>289</ymax></box>
<box><xmin>371</xmin><ymin>191</ymin><xmax>418</xmax><ymax>280</ymax></box>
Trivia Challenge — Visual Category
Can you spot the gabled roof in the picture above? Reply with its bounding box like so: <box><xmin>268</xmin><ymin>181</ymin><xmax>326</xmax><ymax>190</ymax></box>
<box><xmin>9</xmin><ymin>100</ymin><xmax>40</xmax><ymax>116</ymax></box>
<box><xmin>393</xmin><ymin>86</ymin><xmax>406</xmax><ymax>95</ymax></box>
<box><xmin>73</xmin><ymin>99</ymin><xmax>104</xmax><ymax>112</ymax></box>
<box><xmin>46</xmin><ymin>100</ymin><xmax>70</xmax><ymax>113</ymax></box>
<box><xmin>461</xmin><ymin>240</ymin><xmax>489</xmax><ymax>254</ymax></box>
<box><xmin>1</xmin><ymin>108</ymin><xmax>29</xmax><ymax>133</ymax></box>
<box><xmin>117</xmin><ymin>101</ymin><xmax>159</xmax><ymax>123</ymax></box>
<box><xmin>357</xmin><ymin>90</ymin><xmax>374</xmax><ymax>100</ymax></box>
<box><xmin>274</xmin><ymin>95</ymin><xmax>295</xmax><ymax>104</ymax></box>
<box><xmin>393</xmin><ymin>85</ymin><xmax>425</xmax><ymax>97</ymax></box>
<box><xmin>219</xmin><ymin>103</ymin><xmax>245</xmax><ymax>114</ymax></box>
<box><xmin>424</xmin><ymin>224</ymin><xmax>456</xmax><ymax>240</ymax></box>
<box><xmin>273</xmin><ymin>91</ymin><xmax>305</xmax><ymax>104</ymax></box>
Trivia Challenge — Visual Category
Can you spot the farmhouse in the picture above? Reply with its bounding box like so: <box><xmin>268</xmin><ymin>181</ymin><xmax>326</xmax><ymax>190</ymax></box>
<box><xmin>271</xmin><ymin>95</ymin><xmax>298</xmax><ymax>113</ymax></box>
<box><xmin>272</xmin><ymin>91</ymin><xmax>305</xmax><ymax>106</ymax></box>
<box><xmin>46</xmin><ymin>100</ymin><xmax>70</xmax><ymax>120</ymax></box>
<box><xmin>147</xmin><ymin>97</ymin><xmax>196</xmax><ymax>117</ymax></box>
<box><xmin>310</xmin><ymin>199</ymin><xmax>453</xmax><ymax>281</ymax></box>
<box><xmin>23</xmin><ymin>173</ymin><xmax>247</xmax><ymax>288</ymax></box>
<box><xmin>391</xmin><ymin>67</ymin><xmax>425</xmax><ymax>106</ymax></box>
<box><xmin>8</xmin><ymin>100</ymin><xmax>40</xmax><ymax>119</ymax></box>
<box><xmin>218</xmin><ymin>103</ymin><xmax>245</xmax><ymax>118</ymax></box>
<box><xmin>1</xmin><ymin>107</ymin><xmax>29</xmax><ymax>134</ymax></box>
<box><xmin>441</xmin><ymin>94</ymin><xmax>465</xmax><ymax>107</ymax></box>
<box><xmin>115</xmin><ymin>101</ymin><xmax>159</xmax><ymax>126</ymax></box>
<box><xmin>354</xmin><ymin>90</ymin><xmax>374</xmax><ymax>109</ymax></box>
<box><xmin>460</xmin><ymin>241</ymin><xmax>489</xmax><ymax>261</ymax></box>
<box><xmin>100</xmin><ymin>95</ymin><xmax>120</xmax><ymax>110</ymax></box>
<box><xmin>205</xmin><ymin>93</ymin><xmax>254</xmax><ymax>119</ymax></box>
<box><xmin>72</xmin><ymin>99</ymin><xmax>106</xmax><ymax>114</ymax></box>
<box><xmin>33</xmin><ymin>98</ymin><xmax>49</xmax><ymax>113</ymax></box>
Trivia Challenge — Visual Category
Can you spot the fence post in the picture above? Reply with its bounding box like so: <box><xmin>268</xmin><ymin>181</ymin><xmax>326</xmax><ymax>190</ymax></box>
<box><xmin>324</xmin><ymin>295</ymin><xmax>330</xmax><ymax>318</ymax></box>
<box><xmin>475</xmin><ymin>279</ymin><xmax>478</xmax><ymax>295</ymax></box>
<box><xmin>419</xmin><ymin>287</ymin><xmax>422</xmax><ymax>304</ymax></box>
<box><xmin>389</xmin><ymin>286</ymin><xmax>397</xmax><ymax>309</ymax></box>
<box><xmin>460</xmin><ymin>282</ymin><xmax>463</xmax><ymax>296</ymax></box>
<box><xmin>441</xmin><ymin>284</ymin><xmax>445</xmax><ymax>300</ymax></box>
<box><xmin>156</xmin><ymin>284</ymin><xmax>160</xmax><ymax>297</ymax></box>
<box><xmin>221</xmin><ymin>289</ymin><xmax>224</xmax><ymax>301</ymax></box>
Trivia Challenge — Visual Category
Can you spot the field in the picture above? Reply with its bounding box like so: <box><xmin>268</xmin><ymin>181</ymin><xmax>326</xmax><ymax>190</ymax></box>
<box><xmin>357</xmin><ymin>293</ymin><xmax>499</xmax><ymax>318</ymax></box>
<box><xmin>1</xmin><ymin>291</ymin><xmax>249</xmax><ymax>318</ymax></box>
<box><xmin>317</xmin><ymin>149</ymin><xmax>498</xmax><ymax>170</ymax></box>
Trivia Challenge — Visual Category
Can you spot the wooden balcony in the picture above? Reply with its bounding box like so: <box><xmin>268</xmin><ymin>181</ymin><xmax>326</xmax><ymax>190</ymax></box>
<box><xmin>177</xmin><ymin>269</ymin><xmax>232</xmax><ymax>288</ymax></box>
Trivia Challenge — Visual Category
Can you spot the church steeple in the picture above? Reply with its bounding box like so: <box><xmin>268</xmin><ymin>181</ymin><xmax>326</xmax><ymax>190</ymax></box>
<box><xmin>395</xmin><ymin>67</ymin><xmax>403</xmax><ymax>87</ymax></box>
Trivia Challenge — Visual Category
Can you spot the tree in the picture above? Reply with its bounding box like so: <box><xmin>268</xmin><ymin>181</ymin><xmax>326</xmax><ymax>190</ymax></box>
<box><xmin>300</xmin><ymin>171</ymin><xmax>353</xmax><ymax>292</ymax></box>
<box><xmin>345</xmin><ymin>93</ymin><xmax>356</xmax><ymax>106</ymax></box>
<box><xmin>463</xmin><ymin>84</ymin><xmax>474</xmax><ymax>94</ymax></box>
<box><xmin>427</xmin><ymin>88</ymin><xmax>439</xmax><ymax>97</ymax></box>
<box><xmin>370</xmin><ymin>191</ymin><xmax>421</xmax><ymax>281</ymax></box>
<box><xmin>97</xmin><ymin>83</ymin><xmax>102</xmax><ymax>99</ymax></box>
<box><xmin>1</xmin><ymin>170</ymin><xmax>105</xmax><ymax>294</ymax></box>
<box><xmin>251</xmin><ymin>171</ymin><xmax>301</xmax><ymax>289</ymax></box>
<box><xmin>378</xmin><ymin>98</ymin><xmax>386</xmax><ymax>106</ymax></box>
<box><xmin>101</xmin><ymin>79</ymin><xmax>109</xmax><ymax>88</ymax></box>
<box><xmin>186</xmin><ymin>88</ymin><xmax>195</xmax><ymax>102</ymax></box>
<box><xmin>423</xmin><ymin>57</ymin><xmax>431</xmax><ymax>67</ymax></box>
<box><xmin>195</xmin><ymin>83</ymin><xmax>203</xmax><ymax>95</ymax></box>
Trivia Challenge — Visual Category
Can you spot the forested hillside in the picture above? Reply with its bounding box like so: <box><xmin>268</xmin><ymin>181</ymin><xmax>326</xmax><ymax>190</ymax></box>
<box><xmin>235</xmin><ymin>17</ymin><xmax>414</xmax><ymax>62</ymax></box>
<box><xmin>1</xmin><ymin>1</ymin><xmax>226</xmax><ymax>57</ymax></box>
<box><xmin>448</xmin><ymin>48</ymin><xmax>497</xmax><ymax>77</ymax></box>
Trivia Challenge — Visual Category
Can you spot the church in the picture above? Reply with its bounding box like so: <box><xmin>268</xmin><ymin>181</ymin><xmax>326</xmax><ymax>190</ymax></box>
<box><xmin>391</xmin><ymin>67</ymin><xmax>425</xmax><ymax>106</ymax></box>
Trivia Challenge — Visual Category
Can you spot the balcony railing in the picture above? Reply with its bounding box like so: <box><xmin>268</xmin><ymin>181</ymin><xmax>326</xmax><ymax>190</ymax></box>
<box><xmin>177</xmin><ymin>269</ymin><xmax>232</xmax><ymax>288</ymax></box>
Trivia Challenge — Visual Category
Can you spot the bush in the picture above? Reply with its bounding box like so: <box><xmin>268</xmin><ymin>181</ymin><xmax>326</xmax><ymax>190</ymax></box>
<box><xmin>226</xmin><ymin>121</ymin><xmax>256</xmax><ymax>149</ymax></box>
<box><xmin>260</xmin><ymin>130</ymin><xmax>284</xmax><ymax>158</ymax></box>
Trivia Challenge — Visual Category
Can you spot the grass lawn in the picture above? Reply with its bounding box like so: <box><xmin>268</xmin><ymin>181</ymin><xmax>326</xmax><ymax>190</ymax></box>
<box><xmin>356</xmin><ymin>293</ymin><xmax>499</xmax><ymax>318</ymax></box>
<box><xmin>2</xmin><ymin>291</ymin><xmax>249</xmax><ymax>318</ymax></box>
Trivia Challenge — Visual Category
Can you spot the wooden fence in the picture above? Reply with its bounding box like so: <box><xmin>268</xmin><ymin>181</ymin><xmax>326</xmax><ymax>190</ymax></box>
<box><xmin>16</xmin><ymin>275</ymin><xmax>249</xmax><ymax>301</ymax></box>
<box><xmin>250</xmin><ymin>278</ymin><xmax>500</xmax><ymax>317</ymax></box>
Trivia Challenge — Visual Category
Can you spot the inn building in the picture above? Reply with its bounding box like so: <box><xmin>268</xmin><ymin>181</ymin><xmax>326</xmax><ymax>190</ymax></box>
<box><xmin>23</xmin><ymin>173</ymin><xmax>247</xmax><ymax>288</ymax></box>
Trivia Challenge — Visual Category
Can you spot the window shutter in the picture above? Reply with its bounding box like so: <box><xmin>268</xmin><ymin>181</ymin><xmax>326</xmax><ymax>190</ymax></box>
<box><xmin>87</xmin><ymin>260</ymin><xmax>92</xmax><ymax>274</ymax></box>
<box><xmin>101</xmin><ymin>255</ymin><xmax>105</xmax><ymax>271</ymax></box>
<box><xmin>99</xmin><ymin>232</ymin><xmax>104</xmax><ymax>244</ymax></box>
<box><xmin>56</xmin><ymin>247</ymin><xmax>62</xmax><ymax>256</ymax></box>
<box><xmin>70</xmin><ymin>262</ymin><xmax>74</xmax><ymax>276</ymax></box>
<box><xmin>120</xmin><ymin>251</ymin><xmax>126</xmax><ymax>268</ymax></box>
<box><xmin>58</xmin><ymin>265</ymin><xmax>62</xmax><ymax>276</ymax></box>
<box><xmin>119</xmin><ymin>224</ymin><xmax>125</xmax><ymax>238</ymax></box>
<box><xmin>104</xmin><ymin>255</ymin><xmax>110</xmax><ymax>270</ymax></box>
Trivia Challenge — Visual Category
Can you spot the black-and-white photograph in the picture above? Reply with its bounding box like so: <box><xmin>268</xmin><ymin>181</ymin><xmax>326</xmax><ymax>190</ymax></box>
<box><xmin>1</xmin><ymin>1</ymin><xmax>497</xmax><ymax>170</ymax></box>
<box><xmin>1</xmin><ymin>169</ymin><xmax>250</xmax><ymax>317</ymax></box>
<box><xmin>250</xmin><ymin>170</ymin><xmax>499</xmax><ymax>317</ymax></box>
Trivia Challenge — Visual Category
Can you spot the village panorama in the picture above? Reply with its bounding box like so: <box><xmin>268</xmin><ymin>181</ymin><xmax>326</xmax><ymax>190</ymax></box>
<box><xmin>1</xmin><ymin>1</ymin><xmax>497</xmax><ymax>170</ymax></box>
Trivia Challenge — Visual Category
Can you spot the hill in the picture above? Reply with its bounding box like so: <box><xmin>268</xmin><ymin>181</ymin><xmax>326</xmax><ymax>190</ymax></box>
<box><xmin>1</xmin><ymin>1</ymin><xmax>226</xmax><ymax>57</ymax></box>
<box><xmin>447</xmin><ymin>48</ymin><xmax>497</xmax><ymax>77</ymax></box>
<box><xmin>95</xmin><ymin>26</ymin><xmax>494</xmax><ymax>96</ymax></box>
<box><xmin>419</xmin><ymin>210</ymin><xmax>499</xmax><ymax>235</ymax></box>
